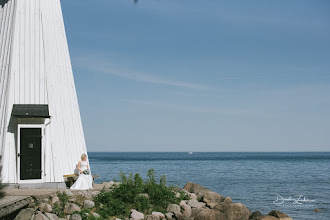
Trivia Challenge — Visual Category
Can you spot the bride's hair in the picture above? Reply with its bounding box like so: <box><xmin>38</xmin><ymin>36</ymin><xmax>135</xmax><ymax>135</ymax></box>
<box><xmin>81</xmin><ymin>154</ymin><xmax>87</xmax><ymax>160</ymax></box>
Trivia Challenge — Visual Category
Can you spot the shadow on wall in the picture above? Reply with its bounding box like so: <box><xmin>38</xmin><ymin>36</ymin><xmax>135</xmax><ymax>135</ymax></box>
<box><xmin>0</xmin><ymin>156</ymin><xmax>5</xmax><ymax>199</ymax></box>
<box><xmin>1</xmin><ymin>0</ymin><xmax>10</xmax><ymax>8</ymax></box>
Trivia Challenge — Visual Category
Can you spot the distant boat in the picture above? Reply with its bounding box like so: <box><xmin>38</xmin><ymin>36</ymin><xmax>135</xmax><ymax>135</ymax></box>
<box><xmin>188</xmin><ymin>152</ymin><xmax>193</xmax><ymax>154</ymax></box>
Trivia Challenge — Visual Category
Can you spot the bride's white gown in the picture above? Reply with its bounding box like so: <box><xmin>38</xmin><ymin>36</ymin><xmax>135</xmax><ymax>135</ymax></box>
<box><xmin>70</xmin><ymin>161</ymin><xmax>93</xmax><ymax>190</ymax></box>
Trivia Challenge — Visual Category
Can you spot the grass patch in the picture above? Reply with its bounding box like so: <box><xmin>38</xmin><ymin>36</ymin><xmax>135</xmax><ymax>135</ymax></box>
<box><xmin>93</xmin><ymin>169</ymin><xmax>188</xmax><ymax>219</ymax></box>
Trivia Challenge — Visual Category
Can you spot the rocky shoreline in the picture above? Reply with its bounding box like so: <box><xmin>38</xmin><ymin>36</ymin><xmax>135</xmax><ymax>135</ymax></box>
<box><xmin>13</xmin><ymin>181</ymin><xmax>292</xmax><ymax>220</ymax></box>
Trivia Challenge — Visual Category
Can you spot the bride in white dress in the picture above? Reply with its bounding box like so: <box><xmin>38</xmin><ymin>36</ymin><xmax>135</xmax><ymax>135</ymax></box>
<box><xmin>70</xmin><ymin>154</ymin><xmax>93</xmax><ymax>190</ymax></box>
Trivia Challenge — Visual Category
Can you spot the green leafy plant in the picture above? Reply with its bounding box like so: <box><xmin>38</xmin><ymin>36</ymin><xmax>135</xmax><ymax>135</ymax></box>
<box><xmin>93</xmin><ymin>169</ymin><xmax>188</xmax><ymax>219</ymax></box>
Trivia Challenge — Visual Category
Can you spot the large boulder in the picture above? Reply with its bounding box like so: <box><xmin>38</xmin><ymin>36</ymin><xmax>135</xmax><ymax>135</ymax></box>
<box><xmin>250</xmin><ymin>211</ymin><xmax>262</xmax><ymax>219</ymax></box>
<box><xmin>256</xmin><ymin>216</ymin><xmax>278</xmax><ymax>220</ymax></box>
<box><xmin>222</xmin><ymin>202</ymin><xmax>250</xmax><ymax>220</ymax></box>
<box><xmin>33</xmin><ymin>212</ymin><xmax>48</xmax><ymax>220</ymax></box>
<box><xmin>192</xmin><ymin>208</ymin><xmax>227</xmax><ymax>220</ymax></box>
<box><xmin>51</xmin><ymin>196</ymin><xmax>60</xmax><ymax>204</ymax></box>
<box><xmin>38</xmin><ymin>203</ymin><xmax>52</xmax><ymax>213</ymax></box>
<box><xmin>183</xmin><ymin>182</ymin><xmax>216</xmax><ymax>200</ymax></box>
<box><xmin>202</xmin><ymin>191</ymin><xmax>224</xmax><ymax>208</ymax></box>
<box><xmin>165</xmin><ymin>213</ymin><xmax>174</xmax><ymax>220</ymax></box>
<box><xmin>145</xmin><ymin>215</ymin><xmax>159</xmax><ymax>220</ymax></box>
<box><xmin>64</xmin><ymin>190</ymin><xmax>74</xmax><ymax>197</ymax></box>
<box><xmin>84</xmin><ymin>200</ymin><xmax>95</xmax><ymax>209</ymax></box>
<box><xmin>45</xmin><ymin>213</ymin><xmax>59</xmax><ymax>220</ymax></box>
<box><xmin>14</xmin><ymin>208</ymin><xmax>35</xmax><ymax>220</ymax></box>
<box><xmin>187</xmin><ymin>199</ymin><xmax>202</xmax><ymax>208</ymax></box>
<box><xmin>183</xmin><ymin>182</ymin><xmax>224</xmax><ymax>208</ymax></box>
<box><xmin>70</xmin><ymin>214</ymin><xmax>82</xmax><ymax>220</ymax></box>
<box><xmin>152</xmin><ymin>212</ymin><xmax>165</xmax><ymax>219</ymax></box>
<box><xmin>77</xmin><ymin>191</ymin><xmax>93</xmax><ymax>199</ymax></box>
<box><xmin>267</xmin><ymin>210</ymin><xmax>293</xmax><ymax>220</ymax></box>
<box><xmin>64</xmin><ymin>203</ymin><xmax>81</xmax><ymax>214</ymax></box>
<box><xmin>166</xmin><ymin>204</ymin><xmax>181</xmax><ymax>214</ymax></box>
<box><xmin>189</xmin><ymin>193</ymin><xmax>197</xmax><ymax>200</ymax></box>
<box><xmin>224</xmin><ymin>196</ymin><xmax>232</xmax><ymax>204</ymax></box>
<box><xmin>213</xmin><ymin>202</ymin><xmax>230</xmax><ymax>212</ymax></box>
<box><xmin>180</xmin><ymin>201</ymin><xmax>192</xmax><ymax>217</ymax></box>
<box><xmin>130</xmin><ymin>209</ymin><xmax>144</xmax><ymax>220</ymax></box>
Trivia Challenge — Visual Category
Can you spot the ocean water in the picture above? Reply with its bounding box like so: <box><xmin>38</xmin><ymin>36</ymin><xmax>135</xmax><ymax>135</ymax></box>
<box><xmin>89</xmin><ymin>152</ymin><xmax>330</xmax><ymax>220</ymax></box>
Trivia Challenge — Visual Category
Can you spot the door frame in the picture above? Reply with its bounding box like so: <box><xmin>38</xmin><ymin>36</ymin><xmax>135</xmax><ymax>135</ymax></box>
<box><xmin>17</xmin><ymin>124</ymin><xmax>45</xmax><ymax>183</ymax></box>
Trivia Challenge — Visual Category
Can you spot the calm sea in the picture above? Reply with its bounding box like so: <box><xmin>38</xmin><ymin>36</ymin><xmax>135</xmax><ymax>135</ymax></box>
<box><xmin>88</xmin><ymin>152</ymin><xmax>330</xmax><ymax>220</ymax></box>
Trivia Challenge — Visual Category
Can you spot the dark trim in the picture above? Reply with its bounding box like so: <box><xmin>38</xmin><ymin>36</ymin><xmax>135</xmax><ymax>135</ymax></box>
<box><xmin>11</xmin><ymin>104</ymin><xmax>50</xmax><ymax>118</ymax></box>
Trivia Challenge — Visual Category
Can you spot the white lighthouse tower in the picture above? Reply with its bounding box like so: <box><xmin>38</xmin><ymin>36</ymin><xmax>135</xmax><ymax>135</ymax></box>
<box><xmin>0</xmin><ymin>0</ymin><xmax>88</xmax><ymax>187</ymax></box>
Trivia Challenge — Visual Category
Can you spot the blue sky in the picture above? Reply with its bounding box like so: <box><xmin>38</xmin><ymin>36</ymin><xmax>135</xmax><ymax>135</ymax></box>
<box><xmin>61</xmin><ymin>0</ymin><xmax>330</xmax><ymax>152</ymax></box>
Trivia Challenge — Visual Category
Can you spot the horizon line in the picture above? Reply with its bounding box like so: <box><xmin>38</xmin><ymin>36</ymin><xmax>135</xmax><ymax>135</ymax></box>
<box><xmin>87</xmin><ymin>151</ymin><xmax>330</xmax><ymax>153</ymax></box>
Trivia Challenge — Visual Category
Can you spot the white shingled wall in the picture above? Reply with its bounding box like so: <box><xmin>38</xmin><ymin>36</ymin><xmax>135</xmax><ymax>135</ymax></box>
<box><xmin>0</xmin><ymin>0</ymin><xmax>89</xmax><ymax>184</ymax></box>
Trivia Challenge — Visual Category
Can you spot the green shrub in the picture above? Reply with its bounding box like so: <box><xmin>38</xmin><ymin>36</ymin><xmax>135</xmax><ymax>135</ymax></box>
<box><xmin>94</xmin><ymin>169</ymin><xmax>188</xmax><ymax>219</ymax></box>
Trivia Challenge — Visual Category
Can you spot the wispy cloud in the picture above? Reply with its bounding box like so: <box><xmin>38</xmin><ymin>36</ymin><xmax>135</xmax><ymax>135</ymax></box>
<box><xmin>122</xmin><ymin>99</ymin><xmax>250</xmax><ymax>116</ymax></box>
<box><xmin>74</xmin><ymin>56</ymin><xmax>215</xmax><ymax>90</ymax></box>
<box><xmin>98</xmin><ymin>67</ymin><xmax>213</xmax><ymax>90</ymax></box>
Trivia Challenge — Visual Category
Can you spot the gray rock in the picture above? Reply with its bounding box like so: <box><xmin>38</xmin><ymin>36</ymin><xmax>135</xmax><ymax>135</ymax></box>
<box><xmin>152</xmin><ymin>211</ymin><xmax>165</xmax><ymax>219</ymax></box>
<box><xmin>267</xmin><ymin>210</ymin><xmax>293</xmax><ymax>220</ymax></box>
<box><xmin>181</xmin><ymin>202</ymin><xmax>192</xmax><ymax>217</ymax></box>
<box><xmin>51</xmin><ymin>196</ymin><xmax>60</xmax><ymax>204</ymax></box>
<box><xmin>64</xmin><ymin>190</ymin><xmax>74</xmax><ymax>197</ymax></box>
<box><xmin>179</xmin><ymin>200</ymin><xmax>186</xmax><ymax>206</ymax></box>
<box><xmin>224</xmin><ymin>196</ymin><xmax>232</xmax><ymax>204</ymax></box>
<box><xmin>130</xmin><ymin>209</ymin><xmax>144</xmax><ymax>220</ymax></box>
<box><xmin>202</xmin><ymin>191</ymin><xmax>224</xmax><ymax>208</ymax></box>
<box><xmin>145</xmin><ymin>215</ymin><xmax>159</xmax><ymax>220</ymax></box>
<box><xmin>183</xmin><ymin>182</ymin><xmax>221</xmax><ymax>200</ymax></box>
<box><xmin>91</xmin><ymin>191</ymin><xmax>100</xmax><ymax>197</ymax></box>
<box><xmin>14</xmin><ymin>208</ymin><xmax>35</xmax><ymax>220</ymax></box>
<box><xmin>92</xmin><ymin>212</ymin><xmax>100</xmax><ymax>218</ymax></box>
<box><xmin>173</xmin><ymin>212</ymin><xmax>184</xmax><ymax>220</ymax></box>
<box><xmin>38</xmin><ymin>202</ymin><xmax>52</xmax><ymax>212</ymax></box>
<box><xmin>102</xmin><ymin>182</ymin><xmax>112</xmax><ymax>188</ymax></box>
<box><xmin>28</xmin><ymin>202</ymin><xmax>35</xmax><ymax>208</ymax></box>
<box><xmin>222</xmin><ymin>202</ymin><xmax>250</xmax><ymax>220</ymax></box>
<box><xmin>45</xmin><ymin>212</ymin><xmax>59</xmax><ymax>220</ymax></box>
<box><xmin>213</xmin><ymin>202</ymin><xmax>230</xmax><ymax>212</ymax></box>
<box><xmin>113</xmin><ymin>182</ymin><xmax>121</xmax><ymax>187</ymax></box>
<box><xmin>84</xmin><ymin>200</ymin><xmax>95</xmax><ymax>209</ymax></box>
<box><xmin>70</xmin><ymin>214</ymin><xmax>82</xmax><ymax>220</ymax></box>
<box><xmin>166</xmin><ymin>204</ymin><xmax>181</xmax><ymax>213</ymax></box>
<box><xmin>189</xmin><ymin>193</ymin><xmax>197</xmax><ymax>200</ymax></box>
<box><xmin>192</xmin><ymin>209</ymin><xmax>226</xmax><ymax>220</ymax></box>
<box><xmin>78</xmin><ymin>191</ymin><xmax>93</xmax><ymax>199</ymax></box>
<box><xmin>43</xmin><ymin>198</ymin><xmax>50</xmax><ymax>203</ymax></box>
<box><xmin>165</xmin><ymin>213</ymin><xmax>174</xmax><ymax>219</ymax></box>
<box><xmin>250</xmin><ymin>211</ymin><xmax>262</xmax><ymax>219</ymax></box>
<box><xmin>33</xmin><ymin>212</ymin><xmax>49</xmax><ymax>220</ymax></box>
<box><xmin>255</xmin><ymin>216</ymin><xmax>278</xmax><ymax>220</ymax></box>
<box><xmin>69</xmin><ymin>198</ymin><xmax>76</xmax><ymax>202</ymax></box>
<box><xmin>64</xmin><ymin>203</ymin><xmax>81</xmax><ymax>214</ymax></box>
<box><xmin>187</xmin><ymin>199</ymin><xmax>202</xmax><ymax>208</ymax></box>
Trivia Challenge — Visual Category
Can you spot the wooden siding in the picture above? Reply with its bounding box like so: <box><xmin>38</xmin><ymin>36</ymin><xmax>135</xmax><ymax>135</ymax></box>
<box><xmin>0</xmin><ymin>0</ymin><xmax>89</xmax><ymax>183</ymax></box>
